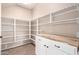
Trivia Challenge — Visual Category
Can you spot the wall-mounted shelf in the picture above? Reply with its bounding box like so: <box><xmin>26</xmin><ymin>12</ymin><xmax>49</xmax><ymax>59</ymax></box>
<box><xmin>2</xmin><ymin>41</ymin><xmax>15</xmax><ymax>45</ymax></box>
<box><xmin>2</xmin><ymin>36</ymin><xmax>13</xmax><ymax>38</ymax></box>
<box><xmin>38</xmin><ymin>14</ymin><xmax>50</xmax><ymax>25</ymax></box>
<box><xmin>16</xmin><ymin>34</ymin><xmax>29</xmax><ymax>36</ymax></box>
<box><xmin>52</xmin><ymin>18</ymin><xmax>79</xmax><ymax>25</ymax></box>
<box><xmin>1</xmin><ymin>17</ymin><xmax>29</xmax><ymax>50</ymax></box>
<box><xmin>31</xmin><ymin>30</ymin><xmax>40</xmax><ymax>31</ymax></box>
<box><xmin>16</xmin><ymin>24</ymin><xmax>29</xmax><ymax>26</ymax></box>
<box><xmin>2</xmin><ymin>23</ymin><xmax>14</xmax><ymax>25</ymax></box>
<box><xmin>2</xmin><ymin>39</ymin><xmax>28</xmax><ymax>45</ymax></box>
<box><xmin>51</xmin><ymin>5</ymin><xmax>79</xmax><ymax>25</ymax></box>
<box><xmin>53</xmin><ymin>5</ymin><xmax>77</xmax><ymax>17</ymax></box>
<box><xmin>37</xmin><ymin>5</ymin><xmax>79</xmax><ymax>37</ymax></box>
<box><xmin>31</xmin><ymin>25</ymin><xmax>37</xmax><ymax>26</ymax></box>
<box><xmin>38</xmin><ymin>22</ymin><xmax>51</xmax><ymax>26</ymax></box>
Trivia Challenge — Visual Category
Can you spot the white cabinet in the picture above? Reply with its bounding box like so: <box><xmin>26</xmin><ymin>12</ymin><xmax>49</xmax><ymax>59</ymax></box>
<box><xmin>61</xmin><ymin>43</ymin><xmax>77</xmax><ymax>54</ymax></box>
<box><xmin>47</xmin><ymin>45</ymin><xmax>66</xmax><ymax>55</ymax></box>
<box><xmin>36</xmin><ymin>36</ymin><xmax>46</xmax><ymax>55</ymax></box>
<box><xmin>46</xmin><ymin>41</ymin><xmax>66</xmax><ymax>55</ymax></box>
<box><xmin>36</xmin><ymin>42</ymin><xmax>46</xmax><ymax>55</ymax></box>
<box><xmin>36</xmin><ymin>36</ymin><xmax>66</xmax><ymax>55</ymax></box>
<box><xmin>36</xmin><ymin>36</ymin><xmax>78</xmax><ymax>55</ymax></box>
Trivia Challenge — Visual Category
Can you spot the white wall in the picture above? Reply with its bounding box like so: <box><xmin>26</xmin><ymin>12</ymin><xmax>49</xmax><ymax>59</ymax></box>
<box><xmin>32</xmin><ymin>3</ymin><xmax>76</xmax><ymax>19</ymax></box>
<box><xmin>1</xmin><ymin>3</ymin><xmax>32</xmax><ymax>21</ymax></box>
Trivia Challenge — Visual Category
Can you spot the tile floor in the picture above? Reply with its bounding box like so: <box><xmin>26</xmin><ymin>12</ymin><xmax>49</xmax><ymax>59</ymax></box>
<box><xmin>1</xmin><ymin>43</ymin><xmax>35</xmax><ymax>55</ymax></box>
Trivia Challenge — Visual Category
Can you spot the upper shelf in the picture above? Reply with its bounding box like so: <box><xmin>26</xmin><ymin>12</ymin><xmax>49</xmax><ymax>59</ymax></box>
<box><xmin>38</xmin><ymin>14</ymin><xmax>50</xmax><ymax>25</ymax></box>
<box><xmin>16</xmin><ymin>20</ymin><xmax>29</xmax><ymax>25</ymax></box>
<box><xmin>37</xmin><ymin>5</ymin><xmax>79</xmax><ymax>26</ymax></box>
<box><xmin>1</xmin><ymin>17</ymin><xmax>14</xmax><ymax>25</ymax></box>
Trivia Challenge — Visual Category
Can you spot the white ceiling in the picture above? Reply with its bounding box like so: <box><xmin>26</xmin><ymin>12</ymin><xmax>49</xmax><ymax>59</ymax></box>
<box><xmin>17</xmin><ymin>3</ymin><xmax>37</xmax><ymax>10</ymax></box>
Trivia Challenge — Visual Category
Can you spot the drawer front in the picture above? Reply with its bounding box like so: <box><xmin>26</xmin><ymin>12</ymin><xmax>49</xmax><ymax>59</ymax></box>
<box><xmin>36</xmin><ymin>36</ymin><xmax>51</xmax><ymax>45</ymax></box>
<box><xmin>50</xmin><ymin>40</ymin><xmax>77</xmax><ymax>54</ymax></box>
<box><xmin>61</xmin><ymin>44</ymin><xmax>77</xmax><ymax>54</ymax></box>
<box><xmin>50</xmin><ymin>40</ymin><xmax>65</xmax><ymax>51</ymax></box>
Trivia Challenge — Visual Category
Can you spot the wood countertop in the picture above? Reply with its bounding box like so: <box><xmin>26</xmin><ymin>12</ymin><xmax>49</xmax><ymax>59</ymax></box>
<box><xmin>37</xmin><ymin>34</ymin><xmax>79</xmax><ymax>47</ymax></box>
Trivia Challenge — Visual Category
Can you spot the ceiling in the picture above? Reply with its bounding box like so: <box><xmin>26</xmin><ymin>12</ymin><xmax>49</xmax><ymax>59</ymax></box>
<box><xmin>17</xmin><ymin>3</ymin><xmax>37</xmax><ymax>10</ymax></box>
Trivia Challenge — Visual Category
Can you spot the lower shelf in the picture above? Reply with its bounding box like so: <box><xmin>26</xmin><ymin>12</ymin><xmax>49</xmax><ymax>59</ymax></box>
<box><xmin>1</xmin><ymin>39</ymin><xmax>32</xmax><ymax>50</ymax></box>
<box><xmin>30</xmin><ymin>38</ymin><xmax>35</xmax><ymax>41</ymax></box>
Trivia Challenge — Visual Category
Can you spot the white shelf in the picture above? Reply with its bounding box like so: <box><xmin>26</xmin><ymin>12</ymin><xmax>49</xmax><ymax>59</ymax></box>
<box><xmin>16</xmin><ymin>24</ymin><xmax>29</xmax><ymax>26</ymax></box>
<box><xmin>2</xmin><ymin>42</ymin><xmax>14</xmax><ymax>44</ymax></box>
<box><xmin>38</xmin><ymin>22</ymin><xmax>51</xmax><ymax>26</ymax></box>
<box><xmin>2</xmin><ymin>30</ymin><xmax>14</xmax><ymax>32</ymax></box>
<box><xmin>15</xmin><ymin>39</ymin><xmax>29</xmax><ymax>42</ymax></box>
<box><xmin>31</xmin><ymin>30</ymin><xmax>39</xmax><ymax>31</ymax></box>
<box><xmin>1</xmin><ymin>17</ymin><xmax>29</xmax><ymax>47</ymax></box>
<box><xmin>54</xmin><ymin>6</ymin><xmax>78</xmax><ymax>16</ymax></box>
<box><xmin>31</xmin><ymin>24</ymin><xmax>37</xmax><ymax>26</ymax></box>
<box><xmin>54</xmin><ymin>7</ymin><xmax>77</xmax><ymax>17</ymax></box>
<box><xmin>2</xmin><ymin>39</ymin><xmax>28</xmax><ymax>44</ymax></box>
<box><xmin>3</xmin><ymin>36</ymin><xmax>13</xmax><ymax>38</ymax></box>
<box><xmin>16</xmin><ymin>30</ymin><xmax>29</xmax><ymax>32</ymax></box>
<box><xmin>38</xmin><ymin>18</ymin><xmax>79</xmax><ymax>26</ymax></box>
<box><xmin>16</xmin><ymin>34</ymin><xmax>29</xmax><ymax>36</ymax></box>
<box><xmin>52</xmin><ymin>18</ymin><xmax>79</xmax><ymax>25</ymax></box>
<box><xmin>37</xmin><ymin>18</ymin><xmax>79</xmax><ymax>26</ymax></box>
<box><xmin>31</xmin><ymin>34</ymin><xmax>36</xmax><ymax>36</ymax></box>
<box><xmin>2</xmin><ymin>23</ymin><xmax>14</xmax><ymax>25</ymax></box>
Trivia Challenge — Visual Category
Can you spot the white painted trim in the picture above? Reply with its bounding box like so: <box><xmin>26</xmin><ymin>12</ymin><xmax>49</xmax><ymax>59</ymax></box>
<box><xmin>14</xmin><ymin>19</ymin><xmax>16</xmax><ymax>42</ymax></box>
<box><xmin>37</xmin><ymin>19</ymin><xmax>38</xmax><ymax>35</ymax></box>
<box><xmin>29</xmin><ymin>20</ymin><xmax>31</xmax><ymax>39</ymax></box>
<box><xmin>50</xmin><ymin>11</ymin><xmax>52</xmax><ymax>23</ymax></box>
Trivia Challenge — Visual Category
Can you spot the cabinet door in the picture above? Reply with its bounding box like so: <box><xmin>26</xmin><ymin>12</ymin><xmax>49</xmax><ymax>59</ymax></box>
<box><xmin>36</xmin><ymin>43</ymin><xmax>46</xmax><ymax>55</ymax></box>
<box><xmin>61</xmin><ymin>43</ymin><xmax>77</xmax><ymax>55</ymax></box>
<box><xmin>36</xmin><ymin>36</ymin><xmax>47</xmax><ymax>55</ymax></box>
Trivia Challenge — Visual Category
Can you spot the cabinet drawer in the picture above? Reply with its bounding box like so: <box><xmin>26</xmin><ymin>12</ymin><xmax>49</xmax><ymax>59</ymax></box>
<box><xmin>61</xmin><ymin>43</ymin><xmax>77</xmax><ymax>54</ymax></box>
<box><xmin>36</xmin><ymin>36</ymin><xmax>50</xmax><ymax>45</ymax></box>
<box><xmin>50</xmin><ymin>40</ymin><xmax>65</xmax><ymax>50</ymax></box>
<box><xmin>50</xmin><ymin>40</ymin><xmax>77</xmax><ymax>54</ymax></box>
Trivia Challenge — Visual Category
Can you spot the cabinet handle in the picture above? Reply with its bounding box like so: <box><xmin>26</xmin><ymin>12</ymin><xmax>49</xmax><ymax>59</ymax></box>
<box><xmin>47</xmin><ymin>46</ymin><xmax>49</xmax><ymax>48</ymax></box>
<box><xmin>54</xmin><ymin>45</ymin><xmax>60</xmax><ymax>48</ymax></box>
<box><xmin>44</xmin><ymin>45</ymin><xmax>46</xmax><ymax>46</ymax></box>
<box><xmin>44</xmin><ymin>45</ymin><xmax>49</xmax><ymax>48</ymax></box>
<box><xmin>0</xmin><ymin>36</ymin><xmax>3</xmax><ymax>38</ymax></box>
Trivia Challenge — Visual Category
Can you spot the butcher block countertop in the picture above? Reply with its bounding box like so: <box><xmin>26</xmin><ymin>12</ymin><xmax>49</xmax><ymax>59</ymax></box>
<box><xmin>38</xmin><ymin>34</ymin><xmax>79</xmax><ymax>47</ymax></box>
